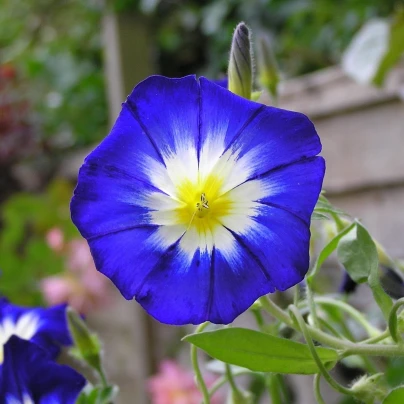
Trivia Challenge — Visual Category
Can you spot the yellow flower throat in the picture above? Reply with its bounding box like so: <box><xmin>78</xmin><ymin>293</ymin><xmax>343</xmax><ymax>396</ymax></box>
<box><xmin>174</xmin><ymin>173</ymin><xmax>233</xmax><ymax>234</ymax></box>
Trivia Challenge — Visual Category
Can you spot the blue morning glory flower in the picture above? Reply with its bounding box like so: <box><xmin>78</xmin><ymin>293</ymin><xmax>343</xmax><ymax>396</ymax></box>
<box><xmin>0</xmin><ymin>336</ymin><xmax>85</xmax><ymax>403</ymax></box>
<box><xmin>71</xmin><ymin>75</ymin><xmax>325</xmax><ymax>325</ymax></box>
<box><xmin>214</xmin><ymin>78</ymin><xmax>228</xmax><ymax>88</ymax></box>
<box><xmin>0</xmin><ymin>299</ymin><xmax>71</xmax><ymax>362</ymax></box>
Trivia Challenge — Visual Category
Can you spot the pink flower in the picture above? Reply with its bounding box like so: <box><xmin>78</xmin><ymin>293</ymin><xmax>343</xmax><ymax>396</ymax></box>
<box><xmin>45</xmin><ymin>228</ymin><xmax>64</xmax><ymax>252</ymax></box>
<box><xmin>148</xmin><ymin>360</ymin><xmax>223</xmax><ymax>404</ymax></box>
<box><xmin>41</xmin><ymin>234</ymin><xmax>114</xmax><ymax>314</ymax></box>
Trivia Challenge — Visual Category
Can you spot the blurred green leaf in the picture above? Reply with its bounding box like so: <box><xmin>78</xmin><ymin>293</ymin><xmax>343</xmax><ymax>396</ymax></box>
<box><xmin>76</xmin><ymin>385</ymin><xmax>119</xmax><ymax>404</ymax></box>
<box><xmin>0</xmin><ymin>179</ymin><xmax>78</xmax><ymax>304</ymax></box>
<box><xmin>383</xmin><ymin>387</ymin><xmax>404</xmax><ymax>404</ymax></box>
<box><xmin>386</xmin><ymin>358</ymin><xmax>404</xmax><ymax>388</ymax></box>
<box><xmin>373</xmin><ymin>8</ymin><xmax>404</xmax><ymax>86</ymax></box>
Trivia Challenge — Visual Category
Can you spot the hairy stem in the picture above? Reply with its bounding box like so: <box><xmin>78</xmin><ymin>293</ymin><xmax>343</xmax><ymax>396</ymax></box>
<box><xmin>260</xmin><ymin>296</ymin><xmax>404</xmax><ymax>357</ymax></box>
<box><xmin>191</xmin><ymin>322</ymin><xmax>210</xmax><ymax>404</ymax></box>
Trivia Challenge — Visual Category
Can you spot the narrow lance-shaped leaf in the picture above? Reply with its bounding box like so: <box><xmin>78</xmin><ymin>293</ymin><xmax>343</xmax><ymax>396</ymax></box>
<box><xmin>183</xmin><ymin>328</ymin><xmax>338</xmax><ymax>375</ymax></box>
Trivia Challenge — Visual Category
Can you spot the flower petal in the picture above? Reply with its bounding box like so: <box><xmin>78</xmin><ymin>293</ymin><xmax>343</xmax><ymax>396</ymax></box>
<box><xmin>207</xmin><ymin>244</ymin><xmax>275</xmax><ymax>324</ymax></box>
<box><xmin>199</xmin><ymin>77</ymin><xmax>322</xmax><ymax>185</ymax></box>
<box><xmin>256</xmin><ymin>156</ymin><xmax>326</xmax><ymax>225</ymax></box>
<box><xmin>0</xmin><ymin>336</ymin><xmax>85</xmax><ymax>403</ymax></box>
<box><xmin>133</xmin><ymin>236</ymin><xmax>275</xmax><ymax>325</ymax></box>
<box><xmin>0</xmin><ymin>299</ymin><xmax>71</xmax><ymax>359</ymax></box>
<box><xmin>87</xmin><ymin>226</ymin><xmax>184</xmax><ymax>300</ymax></box>
<box><xmin>228</xmin><ymin>205</ymin><xmax>312</xmax><ymax>291</ymax></box>
<box><xmin>136</xmin><ymin>248</ymin><xmax>212</xmax><ymax>325</ymax></box>
<box><xmin>126</xmin><ymin>75</ymin><xmax>199</xmax><ymax>161</ymax></box>
<box><xmin>71</xmin><ymin>107</ymin><xmax>165</xmax><ymax>240</ymax></box>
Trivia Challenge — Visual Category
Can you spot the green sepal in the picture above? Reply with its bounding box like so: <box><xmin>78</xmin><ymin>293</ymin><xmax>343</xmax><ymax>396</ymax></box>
<box><xmin>67</xmin><ymin>307</ymin><xmax>102</xmax><ymax>371</ymax></box>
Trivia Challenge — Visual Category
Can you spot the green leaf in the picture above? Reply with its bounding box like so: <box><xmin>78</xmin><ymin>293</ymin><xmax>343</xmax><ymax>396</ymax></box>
<box><xmin>386</xmin><ymin>358</ymin><xmax>404</xmax><ymax>387</ymax></box>
<box><xmin>311</xmin><ymin>211</ymin><xmax>330</xmax><ymax>221</ymax></box>
<box><xmin>77</xmin><ymin>386</ymin><xmax>119</xmax><ymax>404</ymax></box>
<box><xmin>315</xmin><ymin>195</ymin><xmax>347</xmax><ymax>216</ymax></box>
<box><xmin>338</xmin><ymin>222</ymin><xmax>393</xmax><ymax>318</ymax></box>
<box><xmin>183</xmin><ymin>328</ymin><xmax>338</xmax><ymax>375</ymax></box>
<box><xmin>359</xmin><ymin>223</ymin><xmax>393</xmax><ymax>319</ymax></box>
<box><xmin>373</xmin><ymin>9</ymin><xmax>404</xmax><ymax>86</ymax></box>
<box><xmin>337</xmin><ymin>223</ymin><xmax>375</xmax><ymax>283</ymax></box>
<box><xmin>383</xmin><ymin>387</ymin><xmax>404</xmax><ymax>404</ymax></box>
<box><xmin>307</xmin><ymin>222</ymin><xmax>355</xmax><ymax>284</ymax></box>
<box><xmin>97</xmin><ymin>386</ymin><xmax>119</xmax><ymax>404</ymax></box>
<box><xmin>67</xmin><ymin>308</ymin><xmax>103</xmax><ymax>372</ymax></box>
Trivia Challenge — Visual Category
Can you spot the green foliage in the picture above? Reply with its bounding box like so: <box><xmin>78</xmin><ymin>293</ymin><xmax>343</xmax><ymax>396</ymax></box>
<box><xmin>383</xmin><ymin>387</ymin><xmax>404</xmax><ymax>404</ymax></box>
<box><xmin>307</xmin><ymin>221</ymin><xmax>355</xmax><ymax>285</ymax></box>
<box><xmin>0</xmin><ymin>179</ymin><xmax>79</xmax><ymax>305</ymax></box>
<box><xmin>112</xmin><ymin>0</ymin><xmax>398</xmax><ymax>79</ymax></box>
<box><xmin>68</xmin><ymin>311</ymin><xmax>115</xmax><ymax>402</ymax></box>
<box><xmin>342</xmin><ymin>6</ymin><xmax>404</xmax><ymax>87</ymax></box>
<box><xmin>186</xmin><ymin>197</ymin><xmax>404</xmax><ymax>403</ymax></box>
<box><xmin>373</xmin><ymin>8</ymin><xmax>404</xmax><ymax>85</ymax></box>
<box><xmin>386</xmin><ymin>358</ymin><xmax>404</xmax><ymax>387</ymax></box>
<box><xmin>76</xmin><ymin>386</ymin><xmax>119</xmax><ymax>404</ymax></box>
<box><xmin>0</xmin><ymin>0</ymin><xmax>107</xmax><ymax>148</ymax></box>
<box><xmin>67</xmin><ymin>307</ymin><xmax>103</xmax><ymax>371</ymax></box>
<box><xmin>337</xmin><ymin>223</ymin><xmax>377</xmax><ymax>284</ymax></box>
<box><xmin>184</xmin><ymin>328</ymin><xmax>338</xmax><ymax>374</ymax></box>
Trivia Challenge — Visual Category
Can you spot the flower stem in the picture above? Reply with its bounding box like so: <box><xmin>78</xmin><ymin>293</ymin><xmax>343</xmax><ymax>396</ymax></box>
<box><xmin>209</xmin><ymin>371</ymin><xmax>252</xmax><ymax>396</ymax></box>
<box><xmin>306</xmin><ymin>284</ymin><xmax>320</xmax><ymax>329</ymax></box>
<box><xmin>259</xmin><ymin>296</ymin><xmax>347</xmax><ymax>349</ymax></box>
<box><xmin>266</xmin><ymin>373</ymin><xmax>282</xmax><ymax>404</ymax></box>
<box><xmin>388</xmin><ymin>297</ymin><xmax>404</xmax><ymax>343</ymax></box>
<box><xmin>191</xmin><ymin>322</ymin><xmax>210</xmax><ymax>404</ymax></box>
<box><xmin>289</xmin><ymin>305</ymin><xmax>352</xmax><ymax>396</ymax></box>
<box><xmin>313</xmin><ymin>374</ymin><xmax>326</xmax><ymax>404</ymax></box>
<box><xmin>310</xmin><ymin>296</ymin><xmax>380</xmax><ymax>338</ymax></box>
<box><xmin>361</xmin><ymin>328</ymin><xmax>390</xmax><ymax>344</ymax></box>
<box><xmin>259</xmin><ymin>295</ymin><xmax>404</xmax><ymax>357</ymax></box>
<box><xmin>98</xmin><ymin>366</ymin><xmax>108</xmax><ymax>388</ymax></box>
<box><xmin>225</xmin><ymin>363</ymin><xmax>243</xmax><ymax>398</ymax></box>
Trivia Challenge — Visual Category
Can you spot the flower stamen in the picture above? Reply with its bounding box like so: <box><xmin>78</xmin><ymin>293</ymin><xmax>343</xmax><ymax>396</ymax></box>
<box><xmin>196</xmin><ymin>193</ymin><xmax>209</xmax><ymax>212</ymax></box>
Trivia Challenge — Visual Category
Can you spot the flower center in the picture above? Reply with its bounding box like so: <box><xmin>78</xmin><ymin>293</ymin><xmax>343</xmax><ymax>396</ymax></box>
<box><xmin>174</xmin><ymin>173</ymin><xmax>233</xmax><ymax>234</ymax></box>
<box><xmin>196</xmin><ymin>193</ymin><xmax>209</xmax><ymax>218</ymax></box>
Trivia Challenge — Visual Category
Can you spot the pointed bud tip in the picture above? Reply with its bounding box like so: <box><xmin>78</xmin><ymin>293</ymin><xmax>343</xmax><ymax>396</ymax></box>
<box><xmin>236</xmin><ymin>22</ymin><xmax>249</xmax><ymax>38</ymax></box>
